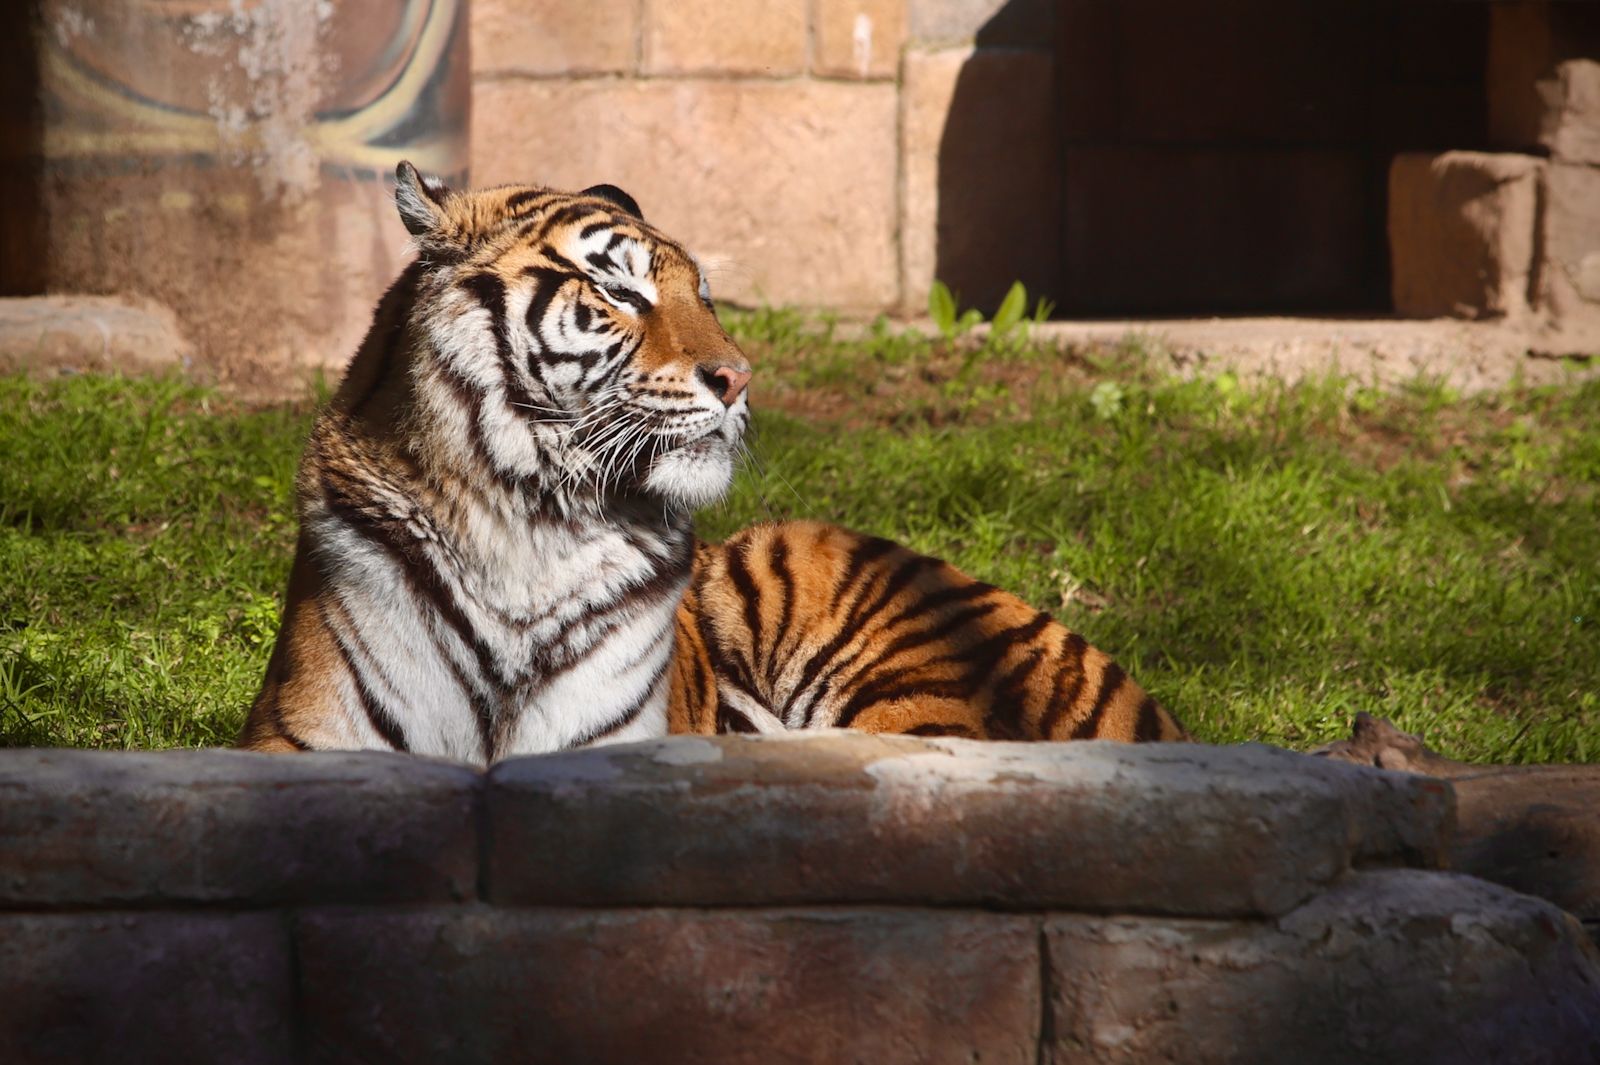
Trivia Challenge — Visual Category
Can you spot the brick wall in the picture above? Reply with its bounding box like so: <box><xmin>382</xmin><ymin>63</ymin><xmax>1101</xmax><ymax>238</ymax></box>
<box><xmin>468</xmin><ymin>0</ymin><xmax>1062</xmax><ymax>316</ymax></box>
<box><xmin>3</xmin><ymin>733</ymin><xmax>1598</xmax><ymax>1063</ymax></box>
<box><xmin>471</xmin><ymin>0</ymin><xmax>908</xmax><ymax>313</ymax></box>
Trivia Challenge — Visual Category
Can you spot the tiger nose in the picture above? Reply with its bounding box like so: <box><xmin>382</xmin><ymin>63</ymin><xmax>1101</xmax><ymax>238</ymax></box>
<box><xmin>698</xmin><ymin>363</ymin><xmax>752</xmax><ymax>407</ymax></box>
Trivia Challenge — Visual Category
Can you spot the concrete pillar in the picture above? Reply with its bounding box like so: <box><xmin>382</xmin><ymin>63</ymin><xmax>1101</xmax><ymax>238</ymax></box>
<box><xmin>0</xmin><ymin>0</ymin><xmax>469</xmax><ymax>384</ymax></box>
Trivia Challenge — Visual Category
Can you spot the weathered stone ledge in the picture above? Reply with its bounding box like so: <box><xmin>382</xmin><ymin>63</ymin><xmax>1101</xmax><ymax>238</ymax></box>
<box><xmin>0</xmin><ymin>295</ymin><xmax>193</xmax><ymax>378</ymax></box>
<box><xmin>0</xmin><ymin>749</ymin><xmax>481</xmax><ymax>907</ymax></box>
<box><xmin>1</xmin><ymin>734</ymin><xmax>1597</xmax><ymax>1063</ymax></box>
<box><xmin>486</xmin><ymin>734</ymin><xmax>1452</xmax><ymax>915</ymax></box>
<box><xmin>2</xmin><ymin>735</ymin><xmax>1449</xmax><ymax>914</ymax></box>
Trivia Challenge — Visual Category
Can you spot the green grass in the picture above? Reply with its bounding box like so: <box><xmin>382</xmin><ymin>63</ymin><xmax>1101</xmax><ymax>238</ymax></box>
<box><xmin>3</xmin><ymin>320</ymin><xmax>1597</xmax><ymax>762</ymax></box>
<box><xmin>0</xmin><ymin>375</ymin><xmax>304</xmax><ymax>749</ymax></box>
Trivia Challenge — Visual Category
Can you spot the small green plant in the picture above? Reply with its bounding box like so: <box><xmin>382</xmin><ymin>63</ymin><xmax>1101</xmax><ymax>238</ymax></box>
<box><xmin>928</xmin><ymin>280</ymin><xmax>983</xmax><ymax>341</ymax></box>
<box><xmin>1089</xmin><ymin>380</ymin><xmax>1125</xmax><ymax>421</ymax></box>
<box><xmin>932</xmin><ymin>280</ymin><xmax>1058</xmax><ymax>375</ymax></box>
<box><xmin>990</xmin><ymin>281</ymin><xmax>1028</xmax><ymax>342</ymax></box>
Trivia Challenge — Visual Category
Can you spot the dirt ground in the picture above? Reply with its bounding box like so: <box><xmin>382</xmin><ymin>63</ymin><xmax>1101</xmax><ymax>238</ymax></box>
<box><xmin>2</xmin><ymin>294</ymin><xmax>1596</xmax><ymax>402</ymax></box>
<box><xmin>1019</xmin><ymin>314</ymin><xmax>1600</xmax><ymax>393</ymax></box>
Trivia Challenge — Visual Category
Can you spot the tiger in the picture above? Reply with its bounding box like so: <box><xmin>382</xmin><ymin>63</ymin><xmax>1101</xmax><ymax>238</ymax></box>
<box><xmin>237</xmin><ymin>162</ymin><xmax>1187</xmax><ymax>763</ymax></box>
<box><xmin>671</xmin><ymin>522</ymin><xmax>1187</xmax><ymax>742</ymax></box>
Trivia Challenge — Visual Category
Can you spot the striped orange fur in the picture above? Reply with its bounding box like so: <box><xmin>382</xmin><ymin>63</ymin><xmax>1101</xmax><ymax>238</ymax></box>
<box><xmin>671</xmin><ymin>522</ymin><xmax>1188</xmax><ymax>742</ymax></box>
<box><xmin>240</xmin><ymin>164</ymin><xmax>750</xmax><ymax>761</ymax></box>
<box><xmin>240</xmin><ymin>164</ymin><xmax>1183</xmax><ymax>762</ymax></box>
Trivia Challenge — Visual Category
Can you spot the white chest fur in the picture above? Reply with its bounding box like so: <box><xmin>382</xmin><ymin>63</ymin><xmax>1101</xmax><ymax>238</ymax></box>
<box><xmin>306</xmin><ymin>486</ymin><xmax>689</xmax><ymax>765</ymax></box>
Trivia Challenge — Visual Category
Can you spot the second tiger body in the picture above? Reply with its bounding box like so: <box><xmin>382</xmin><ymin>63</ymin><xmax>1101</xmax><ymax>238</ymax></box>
<box><xmin>672</xmin><ymin>521</ymin><xmax>1189</xmax><ymax>743</ymax></box>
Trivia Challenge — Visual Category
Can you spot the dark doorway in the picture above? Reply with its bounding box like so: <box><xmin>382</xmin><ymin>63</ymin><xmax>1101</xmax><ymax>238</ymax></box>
<box><xmin>936</xmin><ymin>0</ymin><xmax>1491</xmax><ymax>317</ymax></box>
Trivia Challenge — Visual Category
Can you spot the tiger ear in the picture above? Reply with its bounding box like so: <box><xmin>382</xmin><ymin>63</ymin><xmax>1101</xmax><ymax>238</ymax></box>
<box><xmin>582</xmin><ymin>183</ymin><xmax>643</xmax><ymax>220</ymax></box>
<box><xmin>394</xmin><ymin>161</ymin><xmax>459</xmax><ymax>248</ymax></box>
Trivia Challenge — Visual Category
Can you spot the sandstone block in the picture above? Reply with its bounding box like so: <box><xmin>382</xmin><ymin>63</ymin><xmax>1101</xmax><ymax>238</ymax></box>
<box><xmin>900</xmin><ymin>45</ymin><xmax>1060</xmax><ymax>315</ymax></box>
<box><xmin>0</xmin><ymin>912</ymin><xmax>293</xmax><ymax>1065</ymax></box>
<box><xmin>642</xmin><ymin>0</ymin><xmax>806</xmax><ymax>76</ymax></box>
<box><xmin>0</xmin><ymin>749</ymin><xmax>479</xmax><ymax>906</ymax></box>
<box><xmin>1489</xmin><ymin>2</ymin><xmax>1600</xmax><ymax>159</ymax></box>
<box><xmin>487</xmin><ymin>733</ymin><xmax>1452</xmax><ymax>916</ymax></box>
<box><xmin>1389</xmin><ymin>151</ymin><xmax>1544</xmax><ymax>319</ymax></box>
<box><xmin>473</xmin><ymin>78</ymin><xmax>898</xmax><ymax>310</ymax></box>
<box><xmin>1046</xmin><ymin>870</ymin><xmax>1600</xmax><ymax>1065</ymax></box>
<box><xmin>297</xmin><ymin>907</ymin><xmax>1039</xmax><ymax>1064</ymax></box>
<box><xmin>0</xmin><ymin>295</ymin><xmax>193</xmax><ymax>376</ymax></box>
<box><xmin>1540</xmin><ymin>60</ymin><xmax>1600</xmax><ymax>165</ymax></box>
<box><xmin>813</xmin><ymin>0</ymin><xmax>906</xmax><ymax>79</ymax></box>
<box><xmin>471</xmin><ymin>0</ymin><xmax>638</xmax><ymax>76</ymax></box>
<box><xmin>1540</xmin><ymin>160</ymin><xmax>1600</xmax><ymax>317</ymax></box>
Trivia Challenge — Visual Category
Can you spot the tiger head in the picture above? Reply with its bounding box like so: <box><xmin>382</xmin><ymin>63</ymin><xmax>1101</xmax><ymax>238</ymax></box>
<box><xmin>390</xmin><ymin>161</ymin><xmax>751</xmax><ymax>513</ymax></box>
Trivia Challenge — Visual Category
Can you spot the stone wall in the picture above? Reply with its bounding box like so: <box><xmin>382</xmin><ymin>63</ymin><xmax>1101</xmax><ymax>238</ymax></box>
<box><xmin>468</xmin><ymin>0</ymin><xmax>1085</xmax><ymax>316</ymax></box>
<box><xmin>3</xmin><ymin>734</ymin><xmax>1599</xmax><ymax>1063</ymax></box>
<box><xmin>475</xmin><ymin>0</ymin><xmax>1600</xmax><ymax>323</ymax></box>
<box><xmin>1390</xmin><ymin>1</ymin><xmax>1600</xmax><ymax>340</ymax></box>
<box><xmin>7</xmin><ymin>1</ymin><xmax>1600</xmax><ymax>381</ymax></box>
<box><xmin>471</xmin><ymin>0</ymin><xmax>907</xmax><ymax>314</ymax></box>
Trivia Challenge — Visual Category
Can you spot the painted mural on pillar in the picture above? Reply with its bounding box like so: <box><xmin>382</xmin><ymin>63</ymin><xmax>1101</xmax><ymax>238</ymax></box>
<box><xmin>12</xmin><ymin>0</ymin><xmax>469</xmax><ymax>377</ymax></box>
<box><xmin>40</xmin><ymin>0</ymin><xmax>467</xmax><ymax>195</ymax></box>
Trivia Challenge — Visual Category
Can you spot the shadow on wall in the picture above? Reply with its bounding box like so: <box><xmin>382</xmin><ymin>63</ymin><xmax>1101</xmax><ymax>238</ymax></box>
<box><xmin>0</xmin><ymin>3</ymin><xmax>46</xmax><ymax>295</ymax></box>
<box><xmin>935</xmin><ymin>0</ymin><xmax>1490</xmax><ymax>317</ymax></box>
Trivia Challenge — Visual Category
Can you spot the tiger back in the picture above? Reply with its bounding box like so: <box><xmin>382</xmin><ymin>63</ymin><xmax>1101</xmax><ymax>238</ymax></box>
<box><xmin>670</xmin><ymin>521</ymin><xmax>1189</xmax><ymax>742</ymax></box>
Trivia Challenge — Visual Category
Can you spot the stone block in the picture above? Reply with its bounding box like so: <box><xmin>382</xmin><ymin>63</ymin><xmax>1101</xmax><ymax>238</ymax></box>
<box><xmin>1450</xmin><ymin>765</ymin><xmax>1600</xmax><ymax>925</ymax></box>
<box><xmin>1543</xmin><ymin>60</ymin><xmax>1600</xmax><ymax>165</ymax></box>
<box><xmin>1541</xmin><ymin>160</ymin><xmax>1600</xmax><ymax>318</ymax></box>
<box><xmin>0</xmin><ymin>749</ymin><xmax>480</xmax><ymax>906</ymax></box>
<box><xmin>0</xmin><ymin>295</ymin><xmax>193</xmax><ymax>376</ymax></box>
<box><xmin>1389</xmin><ymin>151</ymin><xmax>1544</xmax><ymax>319</ymax></box>
<box><xmin>473</xmin><ymin>78</ymin><xmax>898</xmax><ymax>311</ymax></box>
<box><xmin>1062</xmin><ymin>145</ymin><xmax>1376</xmax><ymax>314</ymax></box>
<box><xmin>471</xmin><ymin>0</ymin><xmax>638</xmax><ymax>76</ymax></box>
<box><xmin>900</xmin><ymin>45</ymin><xmax>1060</xmax><ymax>315</ymax></box>
<box><xmin>487</xmin><ymin>733</ymin><xmax>1452</xmax><ymax>917</ymax></box>
<box><xmin>642</xmin><ymin>0</ymin><xmax>806</xmax><ymax>76</ymax></box>
<box><xmin>1489</xmin><ymin>1</ymin><xmax>1600</xmax><ymax>156</ymax></box>
<box><xmin>813</xmin><ymin>0</ymin><xmax>906</xmax><ymax>79</ymax></box>
<box><xmin>1045</xmin><ymin>870</ymin><xmax>1600</xmax><ymax>1064</ymax></box>
<box><xmin>0</xmin><ymin>913</ymin><xmax>293</xmax><ymax>1065</ymax></box>
<box><xmin>297</xmin><ymin>907</ymin><xmax>1039</xmax><ymax>1064</ymax></box>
